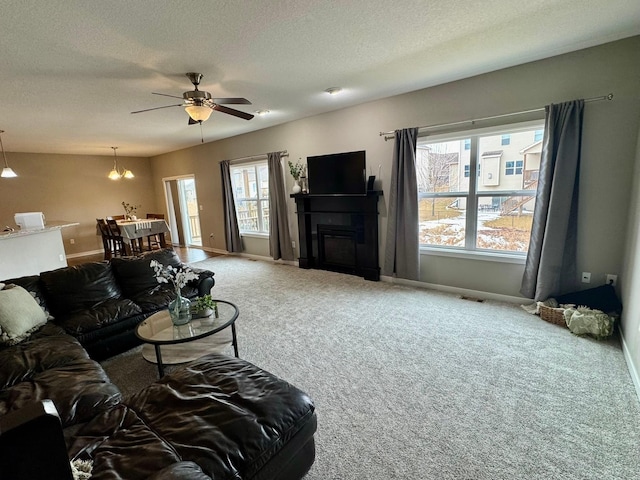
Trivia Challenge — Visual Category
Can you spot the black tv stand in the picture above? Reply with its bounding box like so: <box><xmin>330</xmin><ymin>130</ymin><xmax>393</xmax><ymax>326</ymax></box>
<box><xmin>291</xmin><ymin>191</ymin><xmax>382</xmax><ymax>281</ymax></box>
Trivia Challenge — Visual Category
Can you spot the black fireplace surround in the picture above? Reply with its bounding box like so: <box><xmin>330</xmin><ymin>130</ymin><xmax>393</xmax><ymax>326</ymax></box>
<box><xmin>292</xmin><ymin>192</ymin><xmax>382</xmax><ymax>281</ymax></box>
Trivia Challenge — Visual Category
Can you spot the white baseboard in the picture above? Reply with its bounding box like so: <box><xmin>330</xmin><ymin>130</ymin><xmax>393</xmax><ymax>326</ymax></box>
<box><xmin>379</xmin><ymin>275</ymin><xmax>528</xmax><ymax>304</ymax></box>
<box><xmin>236</xmin><ymin>252</ymin><xmax>298</xmax><ymax>266</ymax></box>
<box><xmin>620</xmin><ymin>331</ymin><xmax>640</xmax><ymax>403</ymax></box>
<box><xmin>66</xmin><ymin>249</ymin><xmax>103</xmax><ymax>259</ymax></box>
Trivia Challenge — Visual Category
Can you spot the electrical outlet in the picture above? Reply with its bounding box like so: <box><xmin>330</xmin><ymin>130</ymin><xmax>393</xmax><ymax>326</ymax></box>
<box><xmin>70</xmin><ymin>238</ymin><xmax>75</xmax><ymax>244</ymax></box>
<box><xmin>606</xmin><ymin>274</ymin><xmax>617</xmax><ymax>286</ymax></box>
<box><xmin>292</xmin><ymin>240</ymin><xmax>296</xmax><ymax>249</ymax></box>
<box><xmin>581</xmin><ymin>272</ymin><xmax>591</xmax><ymax>283</ymax></box>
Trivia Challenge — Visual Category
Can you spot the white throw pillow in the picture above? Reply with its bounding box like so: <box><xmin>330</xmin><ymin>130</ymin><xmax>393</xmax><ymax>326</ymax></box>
<box><xmin>0</xmin><ymin>285</ymin><xmax>47</xmax><ymax>345</ymax></box>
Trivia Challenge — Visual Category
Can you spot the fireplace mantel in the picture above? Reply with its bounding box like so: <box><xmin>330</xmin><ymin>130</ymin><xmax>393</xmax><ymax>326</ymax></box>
<box><xmin>291</xmin><ymin>191</ymin><xmax>382</xmax><ymax>280</ymax></box>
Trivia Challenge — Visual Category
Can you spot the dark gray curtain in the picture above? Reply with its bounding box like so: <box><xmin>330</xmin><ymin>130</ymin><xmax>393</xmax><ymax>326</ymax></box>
<box><xmin>383</xmin><ymin>128</ymin><xmax>420</xmax><ymax>280</ymax></box>
<box><xmin>521</xmin><ymin>100</ymin><xmax>584</xmax><ymax>300</ymax></box>
<box><xmin>220</xmin><ymin>160</ymin><xmax>243</xmax><ymax>253</ymax></box>
<box><xmin>267</xmin><ymin>152</ymin><xmax>294</xmax><ymax>261</ymax></box>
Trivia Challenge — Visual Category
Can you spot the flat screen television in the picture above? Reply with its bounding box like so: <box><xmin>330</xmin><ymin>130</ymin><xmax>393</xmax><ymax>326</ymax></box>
<box><xmin>307</xmin><ymin>150</ymin><xmax>366</xmax><ymax>195</ymax></box>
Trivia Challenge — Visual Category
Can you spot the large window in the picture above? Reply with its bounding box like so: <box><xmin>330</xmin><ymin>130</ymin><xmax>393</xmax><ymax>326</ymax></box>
<box><xmin>417</xmin><ymin>122</ymin><xmax>544</xmax><ymax>254</ymax></box>
<box><xmin>229</xmin><ymin>161</ymin><xmax>269</xmax><ymax>234</ymax></box>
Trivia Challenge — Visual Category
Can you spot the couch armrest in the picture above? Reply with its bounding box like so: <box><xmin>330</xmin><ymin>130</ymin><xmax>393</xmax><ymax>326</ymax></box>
<box><xmin>0</xmin><ymin>400</ymin><xmax>73</xmax><ymax>480</ymax></box>
<box><xmin>189</xmin><ymin>267</ymin><xmax>215</xmax><ymax>297</ymax></box>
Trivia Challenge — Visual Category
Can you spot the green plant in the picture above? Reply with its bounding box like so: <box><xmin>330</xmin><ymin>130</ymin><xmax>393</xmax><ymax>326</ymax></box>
<box><xmin>288</xmin><ymin>160</ymin><xmax>306</xmax><ymax>180</ymax></box>
<box><xmin>194</xmin><ymin>294</ymin><xmax>216</xmax><ymax>312</ymax></box>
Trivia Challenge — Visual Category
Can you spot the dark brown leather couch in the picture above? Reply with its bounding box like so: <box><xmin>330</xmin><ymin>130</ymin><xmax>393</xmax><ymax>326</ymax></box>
<box><xmin>0</xmin><ymin>252</ymin><xmax>317</xmax><ymax>479</ymax></box>
<box><xmin>3</xmin><ymin>248</ymin><xmax>215</xmax><ymax>360</ymax></box>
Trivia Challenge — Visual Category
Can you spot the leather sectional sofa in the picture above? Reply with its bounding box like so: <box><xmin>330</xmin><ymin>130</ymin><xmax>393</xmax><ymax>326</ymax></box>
<box><xmin>3</xmin><ymin>248</ymin><xmax>214</xmax><ymax>359</ymax></box>
<box><xmin>0</xmin><ymin>249</ymin><xmax>317</xmax><ymax>479</ymax></box>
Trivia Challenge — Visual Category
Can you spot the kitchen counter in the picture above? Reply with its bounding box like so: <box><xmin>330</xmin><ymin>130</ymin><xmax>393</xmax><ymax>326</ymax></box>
<box><xmin>0</xmin><ymin>222</ymin><xmax>79</xmax><ymax>280</ymax></box>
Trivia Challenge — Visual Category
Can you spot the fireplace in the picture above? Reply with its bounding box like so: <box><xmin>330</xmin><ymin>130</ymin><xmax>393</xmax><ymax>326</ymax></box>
<box><xmin>292</xmin><ymin>192</ymin><xmax>381</xmax><ymax>280</ymax></box>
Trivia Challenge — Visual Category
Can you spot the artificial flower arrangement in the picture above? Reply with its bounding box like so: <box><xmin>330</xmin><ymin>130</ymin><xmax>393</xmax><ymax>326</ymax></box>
<box><xmin>149</xmin><ymin>260</ymin><xmax>199</xmax><ymax>292</ymax></box>
<box><xmin>288</xmin><ymin>159</ymin><xmax>306</xmax><ymax>180</ymax></box>
<box><xmin>122</xmin><ymin>201</ymin><xmax>141</xmax><ymax>219</ymax></box>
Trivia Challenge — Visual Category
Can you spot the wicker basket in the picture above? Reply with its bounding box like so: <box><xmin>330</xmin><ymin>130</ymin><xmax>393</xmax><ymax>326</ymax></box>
<box><xmin>539</xmin><ymin>304</ymin><xmax>567</xmax><ymax>327</ymax></box>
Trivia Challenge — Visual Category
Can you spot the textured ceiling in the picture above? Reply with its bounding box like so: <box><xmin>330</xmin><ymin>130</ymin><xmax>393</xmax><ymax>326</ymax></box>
<box><xmin>0</xmin><ymin>0</ymin><xmax>638</xmax><ymax>157</ymax></box>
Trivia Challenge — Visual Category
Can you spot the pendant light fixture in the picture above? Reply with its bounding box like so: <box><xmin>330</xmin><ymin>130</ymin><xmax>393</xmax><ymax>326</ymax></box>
<box><xmin>0</xmin><ymin>130</ymin><xmax>17</xmax><ymax>178</ymax></box>
<box><xmin>108</xmin><ymin>146</ymin><xmax>134</xmax><ymax>180</ymax></box>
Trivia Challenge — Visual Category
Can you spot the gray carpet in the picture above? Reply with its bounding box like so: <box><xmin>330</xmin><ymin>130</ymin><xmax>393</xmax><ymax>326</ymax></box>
<box><xmin>101</xmin><ymin>256</ymin><xmax>640</xmax><ymax>479</ymax></box>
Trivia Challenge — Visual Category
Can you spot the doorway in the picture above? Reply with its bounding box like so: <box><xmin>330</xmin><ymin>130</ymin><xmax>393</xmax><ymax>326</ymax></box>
<box><xmin>163</xmin><ymin>176</ymin><xmax>202</xmax><ymax>247</ymax></box>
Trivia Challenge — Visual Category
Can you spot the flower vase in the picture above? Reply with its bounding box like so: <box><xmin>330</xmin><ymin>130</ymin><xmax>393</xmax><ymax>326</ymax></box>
<box><xmin>292</xmin><ymin>179</ymin><xmax>302</xmax><ymax>194</ymax></box>
<box><xmin>169</xmin><ymin>289</ymin><xmax>192</xmax><ymax>326</ymax></box>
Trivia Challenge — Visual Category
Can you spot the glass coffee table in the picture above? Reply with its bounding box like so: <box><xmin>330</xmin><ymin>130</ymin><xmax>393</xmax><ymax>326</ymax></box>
<box><xmin>135</xmin><ymin>299</ymin><xmax>239</xmax><ymax>377</ymax></box>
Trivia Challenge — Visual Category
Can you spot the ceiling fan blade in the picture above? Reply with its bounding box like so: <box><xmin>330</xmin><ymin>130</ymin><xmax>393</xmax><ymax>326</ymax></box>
<box><xmin>131</xmin><ymin>104</ymin><xmax>184</xmax><ymax>114</ymax></box>
<box><xmin>213</xmin><ymin>104</ymin><xmax>254</xmax><ymax>120</ymax></box>
<box><xmin>212</xmin><ymin>98</ymin><xmax>252</xmax><ymax>105</ymax></box>
<box><xmin>152</xmin><ymin>92</ymin><xmax>184</xmax><ymax>100</ymax></box>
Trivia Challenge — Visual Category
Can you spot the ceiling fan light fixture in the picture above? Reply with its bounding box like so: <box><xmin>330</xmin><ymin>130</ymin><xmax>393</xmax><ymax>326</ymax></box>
<box><xmin>0</xmin><ymin>130</ymin><xmax>17</xmax><ymax>178</ymax></box>
<box><xmin>185</xmin><ymin>105</ymin><xmax>213</xmax><ymax>122</ymax></box>
<box><xmin>122</xmin><ymin>169</ymin><xmax>135</xmax><ymax>179</ymax></box>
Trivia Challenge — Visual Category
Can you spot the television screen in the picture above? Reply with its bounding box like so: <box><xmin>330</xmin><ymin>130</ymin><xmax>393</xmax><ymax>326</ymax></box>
<box><xmin>307</xmin><ymin>150</ymin><xmax>366</xmax><ymax>195</ymax></box>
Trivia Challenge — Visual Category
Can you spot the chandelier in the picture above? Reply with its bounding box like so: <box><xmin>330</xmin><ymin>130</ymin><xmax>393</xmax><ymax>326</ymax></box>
<box><xmin>108</xmin><ymin>147</ymin><xmax>134</xmax><ymax>180</ymax></box>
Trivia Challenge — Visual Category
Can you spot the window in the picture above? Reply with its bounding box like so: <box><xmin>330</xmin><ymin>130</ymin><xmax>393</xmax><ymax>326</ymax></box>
<box><xmin>534</xmin><ymin>130</ymin><xmax>543</xmax><ymax>142</ymax></box>
<box><xmin>417</xmin><ymin>122</ymin><xmax>543</xmax><ymax>254</ymax></box>
<box><xmin>505</xmin><ymin>160</ymin><xmax>523</xmax><ymax>175</ymax></box>
<box><xmin>229</xmin><ymin>161</ymin><xmax>269</xmax><ymax>234</ymax></box>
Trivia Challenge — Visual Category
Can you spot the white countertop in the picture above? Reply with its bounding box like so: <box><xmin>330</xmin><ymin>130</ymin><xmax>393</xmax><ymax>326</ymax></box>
<box><xmin>0</xmin><ymin>221</ymin><xmax>79</xmax><ymax>240</ymax></box>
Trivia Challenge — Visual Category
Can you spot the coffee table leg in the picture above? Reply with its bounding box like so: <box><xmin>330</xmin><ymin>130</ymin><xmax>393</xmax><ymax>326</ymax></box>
<box><xmin>154</xmin><ymin>344</ymin><xmax>165</xmax><ymax>377</ymax></box>
<box><xmin>232</xmin><ymin>323</ymin><xmax>239</xmax><ymax>358</ymax></box>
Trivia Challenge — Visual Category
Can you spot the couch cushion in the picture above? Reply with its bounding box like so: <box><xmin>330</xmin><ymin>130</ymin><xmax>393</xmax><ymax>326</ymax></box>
<box><xmin>110</xmin><ymin>249</ymin><xmax>183</xmax><ymax>299</ymax></box>
<box><xmin>0</xmin><ymin>323</ymin><xmax>76</xmax><ymax>390</ymax></box>
<box><xmin>110</xmin><ymin>248</ymin><xmax>202</xmax><ymax>312</ymax></box>
<box><xmin>40</xmin><ymin>262</ymin><xmax>124</xmax><ymax>317</ymax></box>
<box><xmin>53</xmin><ymin>298</ymin><xmax>143</xmax><ymax>336</ymax></box>
<box><xmin>71</xmin><ymin>354</ymin><xmax>316</xmax><ymax>479</ymax></box>
<box><xmin>0</xmin><ymin>285</ymin><xmax>48</xmax><ymax>346</ymax></box>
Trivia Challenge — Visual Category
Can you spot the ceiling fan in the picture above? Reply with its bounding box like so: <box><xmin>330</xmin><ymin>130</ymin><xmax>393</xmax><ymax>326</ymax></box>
<box><xmin>131</xmin><ymin>72</ymin><xmax>254</xmax><ymax>124</ymax></box>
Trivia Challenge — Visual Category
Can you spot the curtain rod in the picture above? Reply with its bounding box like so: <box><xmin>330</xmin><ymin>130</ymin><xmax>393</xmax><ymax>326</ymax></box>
<box><xmin>379</xmin><ymin>93</ymin><xmax>614</xmax><ymax>141</ymax></box>
<box><xmin>229</xmin><ymin>150</ymin><xmax>288</xmax><ymax>163</ymax></box>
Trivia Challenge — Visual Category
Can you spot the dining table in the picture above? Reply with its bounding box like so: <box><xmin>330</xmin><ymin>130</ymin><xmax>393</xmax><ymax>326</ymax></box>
<box><xmin>116</xmin><ymin>219</ymin><xmax>170</xmax><ymax>254</ymax></box>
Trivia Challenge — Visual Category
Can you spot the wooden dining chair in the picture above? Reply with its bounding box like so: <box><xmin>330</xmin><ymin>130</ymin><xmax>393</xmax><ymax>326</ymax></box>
<box><xmin>96</xmin><ymin>218</ymin><xmax>113</xmax><ymax>260</ymax></box>
<box><xmin>146</xmin><ymin>213</ymin><xmax>165</xmax><ymax>250</ymax></box>
<box><xmin>105</xmin><ymin>218</ymin><xmax>131</xmax><ymax>256</ymax></box>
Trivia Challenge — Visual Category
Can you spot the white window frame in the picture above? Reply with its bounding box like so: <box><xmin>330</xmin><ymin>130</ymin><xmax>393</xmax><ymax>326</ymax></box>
<box><xmin>229</xmin><ymin>160</ymin><xmax>269</xmax><ymax>236</ymax></box>
<box><xmin>417</xmin><ymin>119</ymin><xmax>544</xmax><ymax>260</ymax></box>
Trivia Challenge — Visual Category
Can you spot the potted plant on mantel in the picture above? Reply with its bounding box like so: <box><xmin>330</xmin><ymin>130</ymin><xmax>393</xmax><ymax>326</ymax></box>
<box><xmin>191</xmin><ymin>294</ymin><xmax>217</xmax><ymax>318</ymax></box>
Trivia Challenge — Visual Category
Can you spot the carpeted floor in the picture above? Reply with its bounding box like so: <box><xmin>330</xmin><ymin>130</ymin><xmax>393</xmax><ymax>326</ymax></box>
<box><xmin>101</xmin><ymin>256</ymin><xmax>640</xmax><ymax>479</ymax></box>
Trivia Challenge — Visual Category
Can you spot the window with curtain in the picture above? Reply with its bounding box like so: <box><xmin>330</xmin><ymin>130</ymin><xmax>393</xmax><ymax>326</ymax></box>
<box><xmin>229</xmin><ymin>161</ymin><xmax>270</xmax><ymax>234</ymax></box>
<box><xmin>417</xmin><ymin>121</ymin><xmax>544</xmax><ymax>254</ymax></box>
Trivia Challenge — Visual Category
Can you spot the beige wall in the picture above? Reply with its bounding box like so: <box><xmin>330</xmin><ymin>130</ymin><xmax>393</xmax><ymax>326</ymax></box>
<box><xmin>151</xmin><ymin>36</ymin><xmax>640</xmax><ymax>298</ymax></box>
<box><xmin>0</xmin><ymin>152</ymin><xmax>156</xmax><ymax>255</ymax></box>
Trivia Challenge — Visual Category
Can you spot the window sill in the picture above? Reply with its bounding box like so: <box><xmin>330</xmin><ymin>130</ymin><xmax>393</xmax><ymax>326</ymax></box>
<box><xmin>240</xmin><ymin>232</ymin><xmax>269</xmax><ymax>239</ymax></box>
<box><xmin>420</xmin><ymin>246</ymin><xmax>526</xmax><ymax>265</ymax></box>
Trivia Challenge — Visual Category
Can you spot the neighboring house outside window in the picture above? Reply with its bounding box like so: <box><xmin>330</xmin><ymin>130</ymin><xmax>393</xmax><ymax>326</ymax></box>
<box><xmin>416</xmin><ymin>122</ymin><xmax>543</xmax><ymax>254</ymax></box>
<box><xmin>534</xmin><ymin>130</ymin><xmax>543</xmax><ymax>142</ymax></box>
<box><xmin>501</xmin><ymin>134</ymin><xmax>511</xmax><ymax>145</ymax></box>
<box><xmin>505</xmin><ymin>160</ymin><xmax>524</xmax><ymax>175</ymax></box>
<box><xmin>229</xmin><ymin>161</ymin><xmax>270</xmax><ymax>234</ymax></box>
